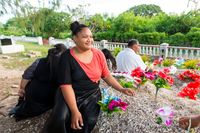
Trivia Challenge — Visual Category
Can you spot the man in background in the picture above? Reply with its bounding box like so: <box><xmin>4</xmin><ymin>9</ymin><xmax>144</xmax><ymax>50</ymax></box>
<box><xmin>116</xmin><ymin>39</ymin><xmax>146</xmax><ymax>74</ymax></box>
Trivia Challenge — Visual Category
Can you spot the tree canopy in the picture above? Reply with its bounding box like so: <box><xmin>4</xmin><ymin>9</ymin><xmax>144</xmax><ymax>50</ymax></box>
<box><xmin>128</xmin><ymin>4</ymin><xmax>164</xmax><ymax>16</ymax></box>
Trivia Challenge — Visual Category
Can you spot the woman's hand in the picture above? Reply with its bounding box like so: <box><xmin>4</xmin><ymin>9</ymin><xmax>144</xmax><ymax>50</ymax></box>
<box><xmin>121</xmin><ymin>88</ymin><xmax>135</xmax><ymax>96</ymax></box>
<box><xmin>71</xmin><ymin>110</ymin><xmax>84</xmax><ymax>130</ymax></box>
<box><xmin>18</xmin><ymin>88</ymin><xmax>25</xmax><ymax>97</ymax></box>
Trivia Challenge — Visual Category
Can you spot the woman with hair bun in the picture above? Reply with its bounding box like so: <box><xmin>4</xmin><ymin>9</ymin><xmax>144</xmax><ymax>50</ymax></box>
<box><xmin>42</xmin><ymin>21</ymin><xmax>135</xmax><ymax>133</ymax></box>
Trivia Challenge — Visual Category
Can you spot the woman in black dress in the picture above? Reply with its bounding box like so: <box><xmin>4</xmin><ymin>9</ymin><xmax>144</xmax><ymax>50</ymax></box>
<box><xmin>9</xmin><ymin>44</ymin><xmax>67</xmax><ymax>121</ymax></box>
<box><xmin>42</xmin><ymin>21</ymin><xmax>135</xmax><ymax>133</ymax></box>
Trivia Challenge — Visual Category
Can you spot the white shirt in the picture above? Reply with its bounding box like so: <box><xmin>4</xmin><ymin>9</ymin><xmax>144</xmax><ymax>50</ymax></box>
<box><xmin>116</xmin><ymin>48</ymin><xmax>146</xmax><ymax>74</ymax></box>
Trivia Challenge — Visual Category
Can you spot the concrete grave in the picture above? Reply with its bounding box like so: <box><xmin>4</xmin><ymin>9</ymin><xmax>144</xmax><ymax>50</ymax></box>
<box><xmin>0</xmin><ymin>37</ymin><xmax>24</xmax><ymax>54</ymax></box>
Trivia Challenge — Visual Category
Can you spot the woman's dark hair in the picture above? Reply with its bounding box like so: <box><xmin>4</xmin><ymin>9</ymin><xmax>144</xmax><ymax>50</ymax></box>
<box><xmin>47</xmin><ymin>43</ymin><xmax>67</xmax><ymax>80</ymax></box>
<box><xmin>70</xmin><ymin>21</ymin><xmax>88</xmax><ymax>36</ymax></box>
<box><xmin>102</xmin><ymin>48</ymin><xmax>116</xmax><ymax>70</ymax></box>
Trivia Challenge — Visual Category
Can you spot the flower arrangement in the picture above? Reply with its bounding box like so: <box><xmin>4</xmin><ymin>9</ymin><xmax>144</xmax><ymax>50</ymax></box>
<box><xmin>152</xmin><ymin>70</ymin><xmax>174</xmax><ymax>100</ymax></box>
<box><xmin>177</xmin><ymin>81</ymin><xmax>200</xmax><ymax>100</ymax></box>
<box><xmin>98</xmin><ymin>88</ymin><xmax>128</xmax><ymax>115</ymax></box>
<box><xmin>174</xmin><ymin>58</ymin><xmax>185</xmax><ymax>67</ymax></box>
<box><xmin>153</xmin><ymin>57</ymin><xmax>163</xmax><ymax>66</ymax></box>
<box><xmin>178</xmin><ymin>70</ymin><xmax>200</xmax><ymax>81</ymax></box>
<box><xmin>155</xmin><ymin>106</ymin><xmax>174</xmax><ymax>127</ymax></box>
<box><xmin>131</xmin><ymin>67</ymin><xmax>155</xmax><ymax>85</ymax></box>
<box><xmin>163</xmin><ymin>65</ymin><xmax>177</xmax><ymax>75</ymax></box>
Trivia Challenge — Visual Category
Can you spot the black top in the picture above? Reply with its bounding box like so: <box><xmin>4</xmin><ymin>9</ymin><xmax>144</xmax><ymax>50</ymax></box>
<box><xmin>25</xmin><ymin>58</ymin><xmax>57</xmax><ymax>105</ymax></box>
<box><xmin>58</xmin><ymin>50</ymin><xmax>99</xmax><ymax>98</ymax></box>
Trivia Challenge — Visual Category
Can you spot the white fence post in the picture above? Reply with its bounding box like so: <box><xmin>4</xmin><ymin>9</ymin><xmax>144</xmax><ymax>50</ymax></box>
<box><xmin>100</xmin><ymin>40</ymin><xmax>108</xmax><ymax>49</ymax></box>
<box><xmin>37</xmin><ymin>36</ymin><xmax>43</xmax><ymax>45</ymax></box>
<box><xmin>160</xmin><ymin>43</ymin><xmax>169</xmax><ymax>59</ymax></box>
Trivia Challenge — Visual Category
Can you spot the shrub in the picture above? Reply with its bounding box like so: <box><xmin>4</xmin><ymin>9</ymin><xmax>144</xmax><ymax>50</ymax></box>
<box><xmin>141</xmin><ymin>55</ymin><xmax>151</xmax><ymax>63</ymax></box>
<box><xmin>186</xmin><ymin>31</ymin><xmax>200</xmax><ymax>47</ymax></box>
<box><xmin>59</xmin><ymin>32</ymin><xmax>71</xmax><ymax>39</ymax></box>
<box><xmin>113</xmin><ymin>47</ymin><xmax>122</xmax><ymax>57</ymax></box>
<box><xmin>169</xmin><ymin>32</ymin><xmax>186</xmax><ymax>46</ymax></box>
<box><xmin>183</xmin><ymin>60</ymin><xmax>198</xmax><ymax>69</ymax></box>
<box><xmin>162</xmin><ymin>59</ymin><xmax>175</xmax><ymax>67</ymax></box>
<box><xmin>137</xmin><ymin>32</ymin><xmax>167</xmax><ymax>45</ymax></box>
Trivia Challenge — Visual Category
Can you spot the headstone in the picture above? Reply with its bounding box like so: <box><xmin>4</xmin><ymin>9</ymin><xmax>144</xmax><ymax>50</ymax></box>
<box><xmin>1</xmin><ymin>39</ymin><xmax>12</xmax><ymax>46</ymax></box>
<box><xmin>0</xmin><ymin>37</ymin><xmax>25</xmax><ymax>54</ymax></box>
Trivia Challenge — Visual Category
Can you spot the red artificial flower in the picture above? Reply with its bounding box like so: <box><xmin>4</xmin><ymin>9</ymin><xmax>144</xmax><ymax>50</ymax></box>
<box><xmin>131</xmin><ymin>67</ymin><xmax>144</xmax><ymax>78</ymax></box>
<box><xmin>178</xmin><ymin>70</ymin><xmax>200</xmax><ymax>81</ymax></box>
<box><xmin>163</xmin><ymin>68</ymin><xmax>170</xmax><ymax>74</ymax></box>
<box><xmin>166</xmin><ymin>76</ymin><xmax>174</xmax><ymax>85</ymax></box>
<box><xmin>177</xmin><ymin>81</ymin><xmax>200</xmax><ymax>100</ymax></box>
<box><xmin>158</xmin><ymin>71</ymin><xmax>167</xmax><ymax>79</ymax></box>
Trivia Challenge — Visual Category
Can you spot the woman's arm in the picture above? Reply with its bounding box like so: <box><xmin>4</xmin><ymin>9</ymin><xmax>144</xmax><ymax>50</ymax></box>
<box><xmin>103</xmin><ymin>75</ymin><xmax>135</xmax><ymax>96</ymax></box>
<box><xmin>60</xmin><ymin>85</ymin><xmax>83</xmax><ymax>130</ymax></box>
<box><xmin>18</xmin><ymin>78</ymin><xmax>30</xmax><ymax>97</ymax></box>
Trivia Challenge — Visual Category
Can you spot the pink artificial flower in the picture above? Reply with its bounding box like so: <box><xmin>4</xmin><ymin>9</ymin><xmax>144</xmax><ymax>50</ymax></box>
<box><xmin>144</xmin><ymin>72</ymin><xmax>155</xmax><ymax>80</ymax></box>
<box><xmin>165</xmin><ymin>118</ymin><xmax>173</xmax><ymax>126</ymax></box>
<box><xmin>108</xmin><ymin>100</ymin><xmax>119</xmax><ymax>111</ymax></box>
<box><xmin>119</xmin><ymin>101</ymin><xmax>128</xmax><ymax>111</ymax></box>
<box><xmin>108</xmin><ymin>99</ymin><xmax>128</xmax><ymax>111</ymax></box>
<box><xmin>156</xmin><ymin>106</ymin><xmax>174</xmax><ymax>126</ymax></box>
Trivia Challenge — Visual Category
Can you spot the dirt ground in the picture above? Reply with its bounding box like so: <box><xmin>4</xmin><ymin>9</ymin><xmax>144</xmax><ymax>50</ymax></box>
<box><xmin>0</xmin><ymin>56</ymin><xmax>49</xmax><ymax>133</ymax></box>
<box><xmin>1</xmin><ymin>55</ymin><xmax>200</xmax><ymax>133</ymax></box>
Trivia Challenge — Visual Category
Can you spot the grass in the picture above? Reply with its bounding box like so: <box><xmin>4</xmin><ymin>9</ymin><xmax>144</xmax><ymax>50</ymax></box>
<box><xmin>0</xmin><ymin>41</ymin><xmax>51</xmax><ymax>70</ymax></box>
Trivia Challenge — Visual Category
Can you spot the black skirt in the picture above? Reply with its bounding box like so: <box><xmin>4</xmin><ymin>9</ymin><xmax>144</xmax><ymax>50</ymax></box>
<box><xmin>42</xmin><ymin>87</ymin><xmax>101</xmax><ymax>133</ymax></box>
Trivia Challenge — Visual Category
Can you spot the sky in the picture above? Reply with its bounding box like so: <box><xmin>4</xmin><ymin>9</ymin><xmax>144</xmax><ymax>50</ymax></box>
<box><xmin>0</xmin><ymin>0</ymin><xmax>198</xmax><ymax>24</ymax></box>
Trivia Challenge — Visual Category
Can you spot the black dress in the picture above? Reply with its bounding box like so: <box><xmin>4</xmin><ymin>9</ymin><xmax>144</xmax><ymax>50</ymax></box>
<box><xmin>9</xmin><ymin>58</ymin><xmax>58</xmax><ymax>121</ymax></box>
<box><xmin>42</xmin><ymin>50</ymin><xmax>101</xmax><ymax>133</ymax></box>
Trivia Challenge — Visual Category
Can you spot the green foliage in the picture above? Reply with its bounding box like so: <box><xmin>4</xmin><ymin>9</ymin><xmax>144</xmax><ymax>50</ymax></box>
<box><xmin>183</xmin><ymin>60</ymin><xmax>199</xmax><ymax>69</ymax></box>
<box><xmin>0</xmin><ymin>27</ymin><xmax>24</xmax><ymax>36</ymax></box>
<box><xmin>43</xmin><ymin>11</ymin><xmax>71</xmax><ymax>38</ymax></box>
<box><xmin>186</xmin><ymin>31</ymin><xmax>200</xmax><ymax>47</ymax></box>
<box><xmin>162</xmin><ymin>59</ymin><xmax>175</xmax><ymax>67</ymax></box>
<box><xmin>155</xmin><ymin>14</ymin><xmax>192</xmax><ymax>35</ymax></box>
<box><xmin>119</xmin><ymin>78</ymin><xmax>133</xmax><ymax>88</ymax></box>
<box><xmin>128</xmin><ymin>4</ymin><xmax>163</xmax><ymax>16</ymax></box>
<box><xmin>97</xmin><ymin>101</ymin><xmax>123</xmax><ymax>115</ymax></box>
<box><xmin>169</xmin><ymin>32</ymin><xmax>186</xmax><ymax>46</ymax></box>
<box><xmin>113</xmin><ymin>47</ymin><xmax>122</xmax><ymax>57</ymax></box>
<box><xmin>59</xmin><ymin>32</ymin><xmax>71</xmax><ymax>39</ymax></box>
<box><xmin>138</xmin><ymin>32</ymin><xmax>166</xmax><ymax>44</ymax></box>
<box><xmin>156</xmin><ymin>117</ymin><xmax>163</xmax><ymax>124</ymax></box>
<box><xmin>94</xmin><ymin>31</ymin><xmax>114</xmax><ymax>41</ymax></box>
<box><xmin>86</xmin><ymin>14</ymin><xmax>111</xmax><ymax>33</ymax></box>
<box><xmin>141</xmin><ymin>55</ymin><xmax>151</xmax><ymax>63</ymax></box>
<box><xmin>120</xmin><ymin>31</ymin><xmax>139</xmax><ymax>42</ymax></box>
<box><xmin>190</xmin><ymin>27</ymin><xmax>200</xmax><ymax>32</ymax></box>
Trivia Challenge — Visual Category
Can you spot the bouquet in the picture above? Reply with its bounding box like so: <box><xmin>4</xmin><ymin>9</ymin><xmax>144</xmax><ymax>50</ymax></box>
<box><xmin>98</xmin><ymin>88</ymin><xmax>128</xmax><ymax>115</ymax></box>
<box><xmin>177</xmin><ymin>80</ymin><xmax>200</xmax><ymax>100</ymax></box>
<box><xmin>131</xmin><ymin>67</ymin><xmax>155</xmax><ymax>85</ymax></box>
<box><xmin>155</xmin><ymin>106</ymin><xmax>174</xmax><ymax>127</ymax></box>
<box><xmin>178</xmin><ymin>70</ymin><xmax>200</xmax><ymax>81</ymax></box>
<box><xmin>152</xmin><ymin>70</ymin><xmax>174</xmax><ymax>100</ymax></box>
<box><xmin>174</xmin><ymin>58</ymin><xmax>185</xmax><ymax>67</ymax></box>
<box><xmin>163</xmin><ymin>65</ymin><xmax>177</xmax><ymax>75</ymax></box>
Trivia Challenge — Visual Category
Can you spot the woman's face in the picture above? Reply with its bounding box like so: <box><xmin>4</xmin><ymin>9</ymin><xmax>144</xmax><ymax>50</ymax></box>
<box><xmin>73</xmin><ymin>27</ymin><xmax>94</xmax><ymax>51</ymax></box>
